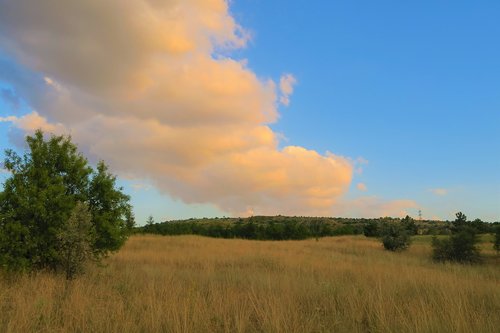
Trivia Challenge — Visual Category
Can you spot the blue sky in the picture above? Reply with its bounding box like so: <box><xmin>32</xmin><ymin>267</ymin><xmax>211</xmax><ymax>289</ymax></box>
<box><xmin>0</xmin><ymin>0</ymin><xmax>499</xmax><ymax>224</ymax></box>
<box><xmin>230</xmin><ymin>0</ymin><xmax>500</xmax><ymax>221</ymax></box>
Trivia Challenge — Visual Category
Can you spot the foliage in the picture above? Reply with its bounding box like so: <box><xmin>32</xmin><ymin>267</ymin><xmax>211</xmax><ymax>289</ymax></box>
<box><xmin>89</xmin><ymin>161</ymin><xmax>131</xmax><ymax>254</ymax></box>
<box><xmin>363</xmin><ymin>220</ymin><xmax>381</xmax><ymax>237</ymax></box>
<box><xmin>0</xmin><ymin>130</ymin><xmax>132</xmax><ymax>273</ymax></box>
<box><xmin>138</xmin><ymin>214</ymin><xmax>497</xmax><ymax>242</ymax></box>
<box><xmin>57</xmin><ymin>202</ymin><xmax>95</xmax><ymax>279</ymax></box>
<box><xmin>380</xmin><ymin>222</ymin><xmax>411</xmax><ymax>251</ymax></box>
<box><xmin>494</xmin><ymin>225</ymin><xmax>500</xmax><ymax>253</ymax></box>
<box><xmin>401</xmin><ymin>215</ymin><xmax>418</xmax><ymax>235</ymax></box>
<box><xmin>432</xmin><ymin>212</ymin><xmax>482</xmax><ymax>264</ymax></box>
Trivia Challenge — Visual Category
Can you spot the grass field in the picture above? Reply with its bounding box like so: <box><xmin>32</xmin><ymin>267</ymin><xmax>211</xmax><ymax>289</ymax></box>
<box><xmin>1</xmin><ymin>235</ymin><xmax>499</xmax><ymax>332</ymax></box>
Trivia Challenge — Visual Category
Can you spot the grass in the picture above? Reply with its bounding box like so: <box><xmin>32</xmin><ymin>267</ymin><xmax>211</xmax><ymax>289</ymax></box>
<box><xmin>1</xmin><ymin>234</ymin><xmax>499</xmax><ymax>332</ymax></box>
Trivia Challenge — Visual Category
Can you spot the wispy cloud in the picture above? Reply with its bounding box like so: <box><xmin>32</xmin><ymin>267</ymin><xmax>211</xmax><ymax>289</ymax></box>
<box><xmin>279</xmin><ymin>74</ymin><xmax>297</xmax><ymax>106</ymax></box>
<box><xmin>356</xmin><ymin>183</ymin><xmax>367</xmax><ymax>191</ymax></box>
<box><xmin>429</xmin><ymin>188</ymin><xmax>448</xmax><ymax>196</ymax></box>
<box><xmin>0</xmin><ymin>0</ymin><xmax>353</xmax><ymax>216</ymax></box>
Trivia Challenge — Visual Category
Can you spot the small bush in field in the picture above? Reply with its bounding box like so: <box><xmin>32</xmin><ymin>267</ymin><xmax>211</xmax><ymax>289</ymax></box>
<box><xmin>432</xmin><ymin>212</ymin><xmax>482</xmax><ymax>264</ymax></box>
<box><xmin>381</xmin><ymin>223</ymin><xmax>411</xmax><ymax>251</ymax></box>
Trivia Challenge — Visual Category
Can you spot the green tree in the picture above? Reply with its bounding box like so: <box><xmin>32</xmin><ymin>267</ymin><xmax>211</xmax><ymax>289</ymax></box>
<box><xmin>0</xmin><ymin>130</ymin><xmax>132</xmax><ymax>273</ymax></box>
<box><xmin>89</xmin><ymin>161</ymin><xmax>131</xmax><ymax>255</ymax></box>
<box><xmin>432</xmin><ymin>212</ymin><xmax>481</xmax><ymax>264</ymax></box>
<box><xmin>401</xmin><ymin>215</ymin><xmax>418</xmax><ymax>235</ymax></box>
<box><xmin>310</xmin><ymin>219</ymin><xmax>324</xmax><ymax>241</ymax></box>
<box><xmin>57</xmin><ymin>202</ymin><xmax>95</xmax><ymax>279</ymax></box>
<box><xmin>494</xmin><ymin>225</ymin><xmax>500</xmax><ymax>254</ymax></box>
<box><xmin>380</xmin><ymin>222</ymin><xmax>411</xmax><ymax>251</ymax></box>
<box><xmin>363</xmin><ymin>220</ymin><xmax>380</xmax><ymax>237</ymax></box>
<box><xmin>146</xmin><ymin>215</ymin><xmax>155</xmax><ymax>226</ymax></box>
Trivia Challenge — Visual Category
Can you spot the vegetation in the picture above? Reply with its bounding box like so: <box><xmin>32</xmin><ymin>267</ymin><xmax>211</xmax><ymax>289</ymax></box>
<box><xmin>57</xmin><ymin>202</ymin><xmax>95</xmax><ymax>280</ymax></box>
<box><xmin>0</xmin><ymin>130</ymin><xmax>132</xmax><ymax>275</ymax></box>
<box><xmin>432</xmin><ymin>212</ymin><xmax>482</xmax><ymax>264</ymax></box>
<box><xmin>140</xmin><ymin>215</ymin><xmax>499</xmax><ymax>241</ymax></box>
<box><xmin>0</xmin><ymin>235</ymin><xmax>498</xmax><ymax>332</ymax></box>
<box><xmin>494</xmin><ymin>225</ymin><xmax>500</xmax><ymax>253</ymax></box>
<box><xmin>381</xmin><ymin>222</ymin><xmax>411</xmax><ymax>251</ymax></box>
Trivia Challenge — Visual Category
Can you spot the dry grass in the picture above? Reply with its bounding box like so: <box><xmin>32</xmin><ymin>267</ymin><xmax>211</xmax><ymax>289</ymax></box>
<box><xmin>1</xmin><ymin>235</ymin><xmax>499</xmax><ymax>332</ymax></box>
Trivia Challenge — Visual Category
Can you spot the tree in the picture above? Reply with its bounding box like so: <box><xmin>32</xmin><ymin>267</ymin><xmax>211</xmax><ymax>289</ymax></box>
<box><xmin>57</xmin><ymin>202</ymin><xmax>95</xmax><ymax>279</ymax></box>
<box><xmin>0</xmin><ymin>130</ymin><xmax>132</xmax><ymax>273</ymax></box>
<box><xmin>363</xmin><ymin>220</ymin><xmax>380</xmax><ymax>237</ymax></box>
<box><xmin>380</xmin><ymin>222</ymin><xmax>411</xmax><ymax>251</ymax></box>
<box><xmin>432</xmin><ymin>212</ymin><xmax>481</xmax><ymax>264</ymax></box>
<box><xmin>146</xmin><ymin>215</ymin><xmax>155</xmax><ymax>226</ymax></box>
<box><xmin>401</xmin><ymin>215</ymin><xmax>418</xmax><ymax>235</ymax></box>
<box><xmin>89</xmin><ymin>161</ymin><xmax>131</xmax><ymax>255</ymax></box>
<box><xmin>310</xmin><ymin>219</ymin><xmax>324</xmax><ymax>241</ymax></box>
<box><xmin>494</xmin><ymin>225</ymin><xmax>500</xmax><ymax>254</ymax></box>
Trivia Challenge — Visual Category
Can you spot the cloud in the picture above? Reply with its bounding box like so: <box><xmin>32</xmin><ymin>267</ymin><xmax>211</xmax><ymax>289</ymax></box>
<box><xmin>356</xmin><ymin>183</ymin><xmax>367</xmax><ymax>191</ymax></box>
<box><xmin>279</xmin><ymin>74</ymin><xmax>297</xmax><ymax>106</ymax></box>
<box><xmin>0</xmin><ymin>0</ymin><xmax>353</xmax><ymax>216</ymax></box>
<box><xmin>0</xmin><ymin>112</ymin><xmax>66</xmax><ymax>134</ymax></box>
<box><xmin>350</xmin><ymin>156</ymin><xmax>369</xmax><ymax>174</ymax></box>
<box><xmin>131</xmin><ymin>182</ymin><xmax>152</xmax><ymax>192</ymax></box>
<box><xmin>429</xmin><ymin>188</ymin><xmax>448</xmax><ymax>196</ymax></box>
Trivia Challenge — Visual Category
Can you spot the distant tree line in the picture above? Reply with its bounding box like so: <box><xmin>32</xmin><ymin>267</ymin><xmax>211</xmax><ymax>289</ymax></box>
<box><xmin>139</xmin><ymin>214</ymin><xmax>498</xmax><ymax>242</ymax></box>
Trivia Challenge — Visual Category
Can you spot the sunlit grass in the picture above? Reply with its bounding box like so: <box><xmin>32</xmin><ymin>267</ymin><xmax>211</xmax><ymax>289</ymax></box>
<box><xmin>1</xmin><ymin>235</ymin><xmax>499</xmax><ymax>332</ymax></box>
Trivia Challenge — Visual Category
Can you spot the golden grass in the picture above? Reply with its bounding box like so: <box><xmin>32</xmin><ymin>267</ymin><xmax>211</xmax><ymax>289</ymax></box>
<box><xmin>1</xmin><ymin>235</ymin><xmax>499</xmax><ymax>332</ymax></box>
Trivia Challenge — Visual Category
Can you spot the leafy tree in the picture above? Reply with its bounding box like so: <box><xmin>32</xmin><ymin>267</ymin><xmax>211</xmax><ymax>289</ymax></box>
<box><xmin>432</xmin><ymin>212</ymin><xmax>481</xmax><ymax>264</ymax></box>
<box><xmin>88</xmin><ymin>161</ymin><xmax>131</xmax><ymax>255</ymax></box>
<box><xmin>380</xmin><ymin>222</ymin><xmax>411</xmax><ymax>251</ymax></box>
<box><xmin>146</xmin><ymin>215</ymin><xmax>155</xmax><ymax>226</ymax></box>
<box><xmin>363</xmin><ymin>220</ymin><xmax>380</xmax><ymax>237</ymax></box>
<box><xmin>57</xmin><ymin>202</ymin><xmax>95</xmax><ymax>279</ymax></box>
<box><xmin>125</xmin><ymin>210</ymin><xmax>136</xmax><ymax>234</ymax></box>
<box><xmin>310</xmin><ymin>219</ymin><xmax>324</xmax><ymax>241</ymax></box>
<box><xmin>401</xmin><ymin>215</ymin><xmax>418</xmax><ymax>235</ymax></box>
<box><xmin>0</xmin><ymin>130</ymin><xmax>132</xmax><ymax>273</ymax></box>
<box><xmin>452</xmin><ymin>212</ymin><xmax>468</xmax><ymax>232</ymax></box>
<box><xmin>494</xmin><ymin>225</ymin><xmax>500</xmax><ymax>254</ymax></box>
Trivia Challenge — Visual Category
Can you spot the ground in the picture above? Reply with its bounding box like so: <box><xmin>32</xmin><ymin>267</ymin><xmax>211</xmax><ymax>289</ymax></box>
<box><xmin>1</xmin><ymin>235</ymin><xmax>499</xmax><ymax>332</ymax></box>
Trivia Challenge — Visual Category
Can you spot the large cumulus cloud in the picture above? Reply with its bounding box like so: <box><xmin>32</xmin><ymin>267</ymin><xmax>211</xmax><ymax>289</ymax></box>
<box><xmin>0</xmin><ymin>0</ymin><xmax>355</xmax><ymax>216</ymax></box>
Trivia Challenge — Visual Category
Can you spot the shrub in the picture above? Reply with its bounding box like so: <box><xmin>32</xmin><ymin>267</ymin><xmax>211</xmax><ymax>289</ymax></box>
<box><xmin>432</xmin><ymin>212</ymin><xmax>481</xmax><ymax>264</ymax></box>
<box><xmin>494</xmin><ymin>226</ymin><xmax>500</xmax><ymax>253</ymax></box>
<box><xmin>380</xmin><ymin>223</ymin><xmax>411</xmax><ymax>251</ymax></box>
<box><xmin>363</xmin><ymin>221</ymin><xmax>380</xmax><ymax>237</ymax></box>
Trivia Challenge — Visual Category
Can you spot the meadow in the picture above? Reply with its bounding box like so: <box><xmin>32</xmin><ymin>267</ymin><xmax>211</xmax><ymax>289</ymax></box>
<box><xmin>1</xmin><ymin>235</ymin><xmax>498</xmax><ymax>333</ymax></box>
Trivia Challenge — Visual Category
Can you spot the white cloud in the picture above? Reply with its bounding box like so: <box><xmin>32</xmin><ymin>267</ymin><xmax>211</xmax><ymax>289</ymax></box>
<box><xmin>356</xmin><ymin>183</ymin><xmax>367</xmax><ymax>191</ymax></box>
<box><xmin>279</xmin><ymin>74</ymin><xmax>297</xmax><ymax>106</ymax></box>
<box><xmin>0</xmin><ymin>0</ymin><xmax>353</xmax><ymax>216</ymax></box>
<box><xmin>429</xmin><ymin>188</ymin><xmax>448</xmax><ymax>196</ymax></box>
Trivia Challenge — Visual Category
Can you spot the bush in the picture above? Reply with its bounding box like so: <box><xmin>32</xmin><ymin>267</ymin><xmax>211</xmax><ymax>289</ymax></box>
<box><xmin>363</xmin><ymin>221</ymin><xmax>380</xmax><ymax>237</ymax></box>
<box><xmin>432</xmin><ymin>212</ymin><xmax>481</xmax><ymax>264</ymax></box>
<box><xmin>494</xmin><ymin>226</ymin><xmax>500</xmax><ymax>253</ymax></box>
<box><xmin>380</xmin><ymin>223</ymin><xmax>411</xmax><ymax>251</ymax></box>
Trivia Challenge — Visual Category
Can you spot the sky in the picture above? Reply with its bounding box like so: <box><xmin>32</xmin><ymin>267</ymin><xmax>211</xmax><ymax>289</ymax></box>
<box><xmin>0</xmin><ymin>0</ymin><xmax>498</xmax><ymax>224</ymax></box>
